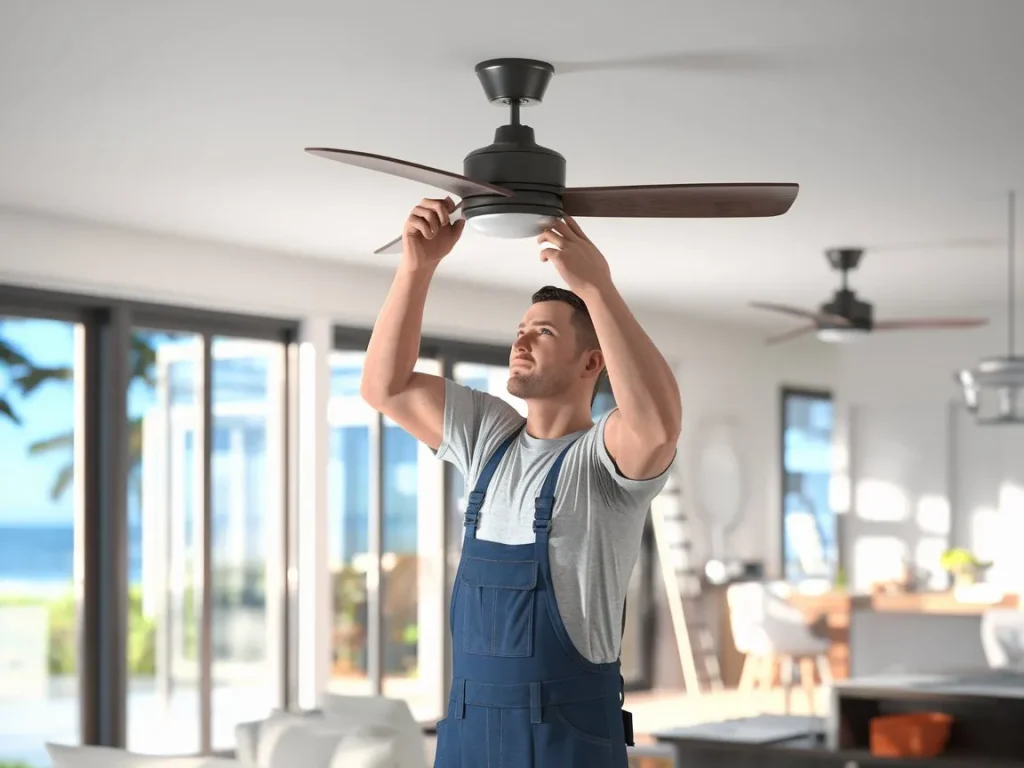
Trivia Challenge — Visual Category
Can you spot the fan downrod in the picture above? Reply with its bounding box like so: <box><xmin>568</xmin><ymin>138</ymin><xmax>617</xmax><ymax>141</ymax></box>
<box><xmin>475</xmin><ymin>58</ymin><xmax>555</xmax><ymax>107</ymax></box>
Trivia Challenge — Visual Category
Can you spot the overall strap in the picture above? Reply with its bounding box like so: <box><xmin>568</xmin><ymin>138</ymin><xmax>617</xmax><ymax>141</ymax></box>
<box><xmin>532</xmin><ymin>438</ymin><xmax>579</xmax><ymax>538</ymax></box>
<box><xmin>464</xmin><ymin>428</ymin><xmax>520</xmax><ymax>536</ymax></box>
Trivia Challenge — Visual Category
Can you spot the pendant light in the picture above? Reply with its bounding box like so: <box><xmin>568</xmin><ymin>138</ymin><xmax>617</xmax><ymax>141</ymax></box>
<box><xmin>955</xmin><ymin>191</ymin><xmax>1024</xmax><ymax>424</ymax></box>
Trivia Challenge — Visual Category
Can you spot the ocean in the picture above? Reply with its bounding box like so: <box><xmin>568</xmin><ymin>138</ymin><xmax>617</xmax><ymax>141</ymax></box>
<box><xmin>0</xmin><ymin>524</ymin><xmax>143</xmax><ymax>591</ymax></box>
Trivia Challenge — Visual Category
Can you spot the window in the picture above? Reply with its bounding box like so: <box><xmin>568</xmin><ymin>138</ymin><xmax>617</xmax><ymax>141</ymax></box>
<box><xmin>126</xmin><ymin>331</ymin><xmax>291</xmax><ymax>753</ymax></box>
<box><xmin>326</xmin><ymin>349</ymin><xmax>447</xmax><ymax>724</ymax></box>
<box><xmin>781</xmin><ymin>387</ymin><xmax>837</xmax><ymax>582</ymax></box>
<box><xmin>0</xmin><ymin>315</ymin><xmax>82</xmax><ymax>768</ymax></box>
<box><xmin>125</xmin><ymin>329</ymin><xmax>202</xmax><ymax>753</ymax></box>
<box><xmin>0</xmin><ymin>284</ymin><xmax>297</xmax><ymax>759</ymax></box>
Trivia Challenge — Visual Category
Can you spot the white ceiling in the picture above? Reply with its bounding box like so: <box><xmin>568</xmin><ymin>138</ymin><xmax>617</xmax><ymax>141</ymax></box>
<box><xmin>2</xmin><ymin>0</ymin><xmax>1024</xmax><ymax>329</ymax></box>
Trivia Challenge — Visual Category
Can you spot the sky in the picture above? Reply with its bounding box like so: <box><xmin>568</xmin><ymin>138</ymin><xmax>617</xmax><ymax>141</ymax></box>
<box><xmin>0</xmin><ymin>317</ymin><xmax>174</xmax><ymax>526</ymax></box>
<box><xmin>0</xmin><ymin>317</ymin><xmax>77</xmax><ymax>526</ymax></box>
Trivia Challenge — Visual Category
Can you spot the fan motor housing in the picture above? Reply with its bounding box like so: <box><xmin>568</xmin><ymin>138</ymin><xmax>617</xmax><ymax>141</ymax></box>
<box><xmin>821</xmin><ymin>289</ymin><xmax>874</xmax><ymax>330</ymax></box>
<box><xmin>461</xmin><ymin>124</ymin><xmax>566</xmax><ymax>222</ymax></box>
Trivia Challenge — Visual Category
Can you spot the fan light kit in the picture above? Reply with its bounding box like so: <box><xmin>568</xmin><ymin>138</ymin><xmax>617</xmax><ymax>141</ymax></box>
<box><xmin>956</xmin><ymin>191</ymin><xmax>1024</xmax><ymax>425</ymax></box>
<box><xmin>750</xmin><ymin>247</ymin><xmax>989</xmax><ymax>346</ymax></box>
<box><xmin>305</xmin><ymin>58</ymin><xmax>800</xmax><ymax>255</ymax></box>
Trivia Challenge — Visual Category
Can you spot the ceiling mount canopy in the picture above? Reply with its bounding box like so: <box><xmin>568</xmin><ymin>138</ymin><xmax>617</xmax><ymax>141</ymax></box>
<box><xmin>956</xmin><ymin>191</ymin><xmax>1024</xmax><ymax>424</ymax></box>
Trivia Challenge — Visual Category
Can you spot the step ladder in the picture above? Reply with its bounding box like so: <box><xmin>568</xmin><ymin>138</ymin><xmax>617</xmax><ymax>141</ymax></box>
<box><xmin>650</xmin><ymin>475</ymin><xmax>724</xmax><ymax>695</ymax></box>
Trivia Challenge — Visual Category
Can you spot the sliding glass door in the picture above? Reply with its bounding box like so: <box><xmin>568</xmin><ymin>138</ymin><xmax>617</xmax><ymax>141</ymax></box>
<box><xmin>326</xmin><ymin>349</ymin><xmax>446</xmax><ymax>723</ymax></box>
<box><xmin>125</xmin><ymin>330</ymin><xmax>291</xmax><ymax>753</ymax></box>
<box><xmin>0</xmin><ymin>313</ymin><xmax>83</xmax><ymax>768</ymax></box>
<box><xmin>0</xmin><ymin>286</ymin><xmax>297</xmax><ymax>760</ymax></box>
<box><xmin>125</xmin><ymin>329</ymin><xmax>203</xmax><ymax>753</ymax></box>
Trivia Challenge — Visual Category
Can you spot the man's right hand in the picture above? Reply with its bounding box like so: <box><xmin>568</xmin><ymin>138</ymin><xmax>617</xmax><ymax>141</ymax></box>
<box><xmin>402</xmin><ymin>197</ymin><xmax>465</xmax><ymax>269</ymax></box>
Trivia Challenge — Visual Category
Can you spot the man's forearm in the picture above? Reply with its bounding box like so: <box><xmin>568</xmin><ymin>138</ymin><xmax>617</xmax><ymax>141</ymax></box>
<box><xmin>580</xmin><ymin>281</ymin><xmax>681</xmax><ymax>443</ymax></box>
<box><xmin>361</xmin><ymin>261</ymin><xmax>436</xmax><ymax>403</ymax></box>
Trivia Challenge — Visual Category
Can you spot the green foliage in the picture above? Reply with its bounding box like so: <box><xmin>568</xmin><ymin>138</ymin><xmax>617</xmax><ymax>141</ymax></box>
<box><xmin>0</xmin><ymin>586</ymin><xmax>156</xmax><ymax>676</ymax></box>
<box><xmin>834</xmin><ymin>564</ymin><xmax>848</xmax><ymax>589</ymax></box>
<box><xmin>0</xmin><ymin>329</ymin><xmax>158</xmax><ymax>500</ymax></box>
<box><xmin>0</xmin><ymin>761</ymin><xmax>41</xmax><ymax>768</ymax></box>
<box><xmin>940</xmin><ymin>547</ymin><xmax>990</xmax><ymax>574</ymax></box>
<box><xmin>0</xmin><ymin>336</ymin><xmax>32</xmax><ymax>425</ymax></box>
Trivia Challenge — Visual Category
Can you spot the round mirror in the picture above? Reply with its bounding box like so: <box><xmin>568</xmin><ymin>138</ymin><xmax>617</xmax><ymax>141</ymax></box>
<box><xmin>693</xmin><ymin>419</ymin><xmax>747</xmax><ymax>556</ymax></box>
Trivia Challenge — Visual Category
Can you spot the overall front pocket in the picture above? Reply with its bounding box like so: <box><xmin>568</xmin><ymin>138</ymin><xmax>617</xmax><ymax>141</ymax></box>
<box><xmin>460</xmin><ymin>557</ymin><xmax>537</xmax><ymax>657</ymax></box>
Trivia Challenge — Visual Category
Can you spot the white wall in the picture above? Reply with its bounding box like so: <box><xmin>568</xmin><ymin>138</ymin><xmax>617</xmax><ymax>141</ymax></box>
<box><xmin>835</xmin><ymin>313</ymin><xmax>1024</xmax><ymax>593</ymax></box>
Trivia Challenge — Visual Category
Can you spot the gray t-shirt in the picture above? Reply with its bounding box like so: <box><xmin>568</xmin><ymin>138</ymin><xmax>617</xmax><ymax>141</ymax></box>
<box><xmin>436</xmin><ymin>379</ymin><xmax>670</xmax><ymax>664</ymax></box>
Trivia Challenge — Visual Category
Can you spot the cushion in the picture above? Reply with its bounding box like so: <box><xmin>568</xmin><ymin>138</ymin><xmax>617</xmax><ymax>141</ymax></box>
<box><xmin>321</xmin><ymin>695</ymin><xmax>426</xmax><ymax>768</ymax></box>
<box><xmin>254</xmin><ymin>712</ymin><xmax>398</xmax><ymax>768</ymax></box>
<box><xmin>46</xmin><ymin>743</ymin><xmax>242</xmax><ymax>768</ymax></box>
<box><xmin>328</xmin><ymin>728</ymin><xmax>402</xmax><ymax>768</ymax></box>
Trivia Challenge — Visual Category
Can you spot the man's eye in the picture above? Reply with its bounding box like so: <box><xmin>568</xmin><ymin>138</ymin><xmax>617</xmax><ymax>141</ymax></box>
<box><xmin>540</xmin><ymin>328</ymin><xmax>552</xmax><ymax>336</ymax></box>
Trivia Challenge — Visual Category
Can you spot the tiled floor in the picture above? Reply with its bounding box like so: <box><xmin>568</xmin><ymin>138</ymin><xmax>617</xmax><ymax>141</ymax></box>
<box><xmin>422</xmin><ymin>684</ymin><xmax>829</xmax><ymax>761</ymax></box>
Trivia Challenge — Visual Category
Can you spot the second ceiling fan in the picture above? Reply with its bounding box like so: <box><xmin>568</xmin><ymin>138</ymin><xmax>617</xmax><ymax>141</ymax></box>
<box><xmin>750</xmin><ymin>247</ymin><xmax>990</xmax><ymax>345</ymax></box>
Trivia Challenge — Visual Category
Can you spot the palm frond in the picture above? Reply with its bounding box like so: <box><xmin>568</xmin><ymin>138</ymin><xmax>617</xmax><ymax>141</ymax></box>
<box><xmin>28</xmin><ymin>431</ymin><xmax>74</xmax><ymax>455</ymax></box>
<box><xmin>0</xmin><ymin>396</ymin><xmax>20</xmax><ymax>424</ymax></box>
<box><xmin>131</xmin><ymin>335</ymin><xmax>158</xmax><ymax>387</ymax></box>
<box><xmin>0</xmin><ymin>338</ymin><xmax>30</xmax><ymax>368</ymax></box>
<box><xmin>15</xmin><ymin>365</ymin><xmax>73</xmax><ymax>396</ymax></box>
<box><xmin>49</xmin><ymin>463</ymin><xmax>74</xmax><ymax>502</ymax></box>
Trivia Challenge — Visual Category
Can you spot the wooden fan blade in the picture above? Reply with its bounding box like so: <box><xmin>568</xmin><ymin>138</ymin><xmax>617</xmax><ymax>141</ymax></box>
<box><xmin>765</xmin><ymin>325</ymin><xmax>816</xmax><ymax>346</ymax></box>
<box><xmin>374</xmin><ymin>204</ymin><xmax>465</xmax><ymax>255</ymax></box>
<box><xmin>749</xmin><ymin>301</ymin><xmax>851</xmax><ymax>326</ymax></box>
<box><xmin>562</xmin><ymin>183</ymin><xmax>798</xmax><ymax>218</ymax></box>
<box><xmin>873</xmin><ymin>317</ymin><xmax>990</xmax><ymax>331</ymax></box>
<box><xmin>305</xmin><ymin>148</ymin><xmax>514</xmax><ymax>199</ymax></box>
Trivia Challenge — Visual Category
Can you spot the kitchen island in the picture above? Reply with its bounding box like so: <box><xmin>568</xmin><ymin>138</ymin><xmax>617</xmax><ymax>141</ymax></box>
<box><xmin>786</xmin><ymin>590</ymin><xmax>1017</xmax><ymax>679</ymax></box>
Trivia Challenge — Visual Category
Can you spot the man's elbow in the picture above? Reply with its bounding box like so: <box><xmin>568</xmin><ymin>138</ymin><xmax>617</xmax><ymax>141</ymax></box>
<box><xmin>650</xmin><ymin>402</ymin><xmax>682</xmax><ymax>448</ymax></box>
<box><xmin>360</xmin><ymin>374</ymin><xmax>392</xmax><ymax>411</ymax></box>
<box><xmin>649</xmin><ymin>422</ymin><xmax>681</xmax><ymax>452</ymax></box>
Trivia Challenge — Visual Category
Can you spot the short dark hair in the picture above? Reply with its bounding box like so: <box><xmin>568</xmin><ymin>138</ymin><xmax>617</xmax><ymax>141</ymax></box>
<box><xmin>531</xmin><ymin>286</ymin><xmax>606</xmax><ymax>402</ymax></box>
<box><xmin>531</xmin><ymin>286</ymin><xmax>599</xmax><ymax>351</ymax></box>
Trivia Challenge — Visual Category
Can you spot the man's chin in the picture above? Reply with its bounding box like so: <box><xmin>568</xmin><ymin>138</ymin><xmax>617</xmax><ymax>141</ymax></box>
<box><xmin>506</xmin><ymin>374</ymin><xmax>528</xmax><ymax>399</ymax></box>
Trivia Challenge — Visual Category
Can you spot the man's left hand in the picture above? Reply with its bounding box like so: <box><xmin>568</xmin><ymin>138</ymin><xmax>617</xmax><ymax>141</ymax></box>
<box><xmin>537</xmin><ymin>216</ymin><xmax>613</xmax><ymax>298</ymax></box>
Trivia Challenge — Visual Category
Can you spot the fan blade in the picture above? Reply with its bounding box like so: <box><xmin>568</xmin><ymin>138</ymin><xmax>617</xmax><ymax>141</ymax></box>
<box><xmin>749</xmin><ymin>301</ymin><xmax>851</xmax><ymax>326</ymax></box>
<box><xmin>562</xmin><ymin>183</ymin><xmax>798</xmax><ymax>218</ymax></box>
<box><xmin>765</xmin><ymin>325</ymin><xmax>816</xmax><ymax>346</ymax></box>
<box><xmin>873</xmin><ymin>317</ymin><xmax>989</xmax><ymax>331</ymax></box>
<box><xmin>553</xmin><ymin>51</ymin><xmax>797</xmax><ymax>76</ymax></box>
<box><xmin>866</xmin><ymin>238</ymin><xmax>1004</xmax><ymax>254</ymax></box>
<box><xmin>305</xmin><ymin>148</ymin><xmax>514</xmax><ymax>199</ymax></box>
<box><xmin>373</xmin><ymin>203</ymin><xmax>465</xmax><ymax>255</ymax></box>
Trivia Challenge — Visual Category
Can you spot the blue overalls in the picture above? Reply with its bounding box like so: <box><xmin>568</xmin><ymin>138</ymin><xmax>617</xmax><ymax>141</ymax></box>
<box><xmin>434</xmin><ymin>427</ymin><xmax>628</xmax><ymax>767</ymax></box>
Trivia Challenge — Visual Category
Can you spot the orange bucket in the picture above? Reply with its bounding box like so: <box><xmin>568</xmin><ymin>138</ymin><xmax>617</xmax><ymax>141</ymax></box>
<box><xmin>869</xmin><ymin>712</ymin><xmax>953</xmax><ymax>758</ymax></box>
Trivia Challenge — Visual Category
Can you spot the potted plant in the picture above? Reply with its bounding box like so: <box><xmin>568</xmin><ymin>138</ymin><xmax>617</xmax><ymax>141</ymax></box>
<box><xmin>939</xmin><ymin>548</ymin><xmax>991</xmax><ymax>588</ymax></box>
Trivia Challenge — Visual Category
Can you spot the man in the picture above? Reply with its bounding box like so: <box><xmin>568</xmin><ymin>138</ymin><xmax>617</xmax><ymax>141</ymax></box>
<box><xmin>361</xmin><ymin>197</ymin><xmax>681</xmax><ymax>767</ymax></box>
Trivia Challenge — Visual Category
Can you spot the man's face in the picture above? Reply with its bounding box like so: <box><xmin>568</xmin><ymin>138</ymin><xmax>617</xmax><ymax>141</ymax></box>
<box><xmin>507</xmin><ymin>300</ymin><xmax>586</xmax><ymax>400</ymax></box>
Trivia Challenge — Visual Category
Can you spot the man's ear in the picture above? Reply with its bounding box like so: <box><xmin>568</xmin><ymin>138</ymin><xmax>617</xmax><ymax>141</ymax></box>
<box><xmin>583</xmin><ymin>349</ymin><xmax>604</xmax><ymax>377</ymax></box>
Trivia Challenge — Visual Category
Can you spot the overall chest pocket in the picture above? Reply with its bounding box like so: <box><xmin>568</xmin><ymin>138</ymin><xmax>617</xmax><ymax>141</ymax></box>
<box><xmin>460</xmin><ymin>557</ymin><xmax>538</xmax><ymax>658</ymax></box>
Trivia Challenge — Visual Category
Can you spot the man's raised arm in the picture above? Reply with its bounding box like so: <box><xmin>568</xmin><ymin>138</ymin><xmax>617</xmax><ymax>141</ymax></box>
<box><xmin>360</xmin><ymin>198</ymin><xmax>464</xmax><ymax>450</ymax></box>
<box><xmin>537</xmin><ymin>216</ymin><xmax>682</xmax><ymax>480</ymax></box>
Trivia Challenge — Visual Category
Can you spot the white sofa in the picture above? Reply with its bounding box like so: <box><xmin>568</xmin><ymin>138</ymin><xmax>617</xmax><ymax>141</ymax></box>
<box><xmin>234</xmin><ymin>693</ymin><xmax>427</xmax><ymax>768</ymax></box>
<box><xmin>45</xmin><ymin>694</ymin><xmax>427</xmax><ymax>768</ymax></box>
<box><xmin>45</xmin><ymin>744</ymin><xmax>243</xmax><ymax>768</ymax></box>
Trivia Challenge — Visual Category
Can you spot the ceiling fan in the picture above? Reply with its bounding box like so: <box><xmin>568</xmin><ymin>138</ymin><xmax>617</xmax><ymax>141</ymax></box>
<box><xmin>305</xmin><ymin>58</ymin><xmax>800</xmax><ymax>255</ymax></box>
<box><xmin>750</xmin><ymin>247</ymin><xmax>989</xmax><ymax>345</ymax></box>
